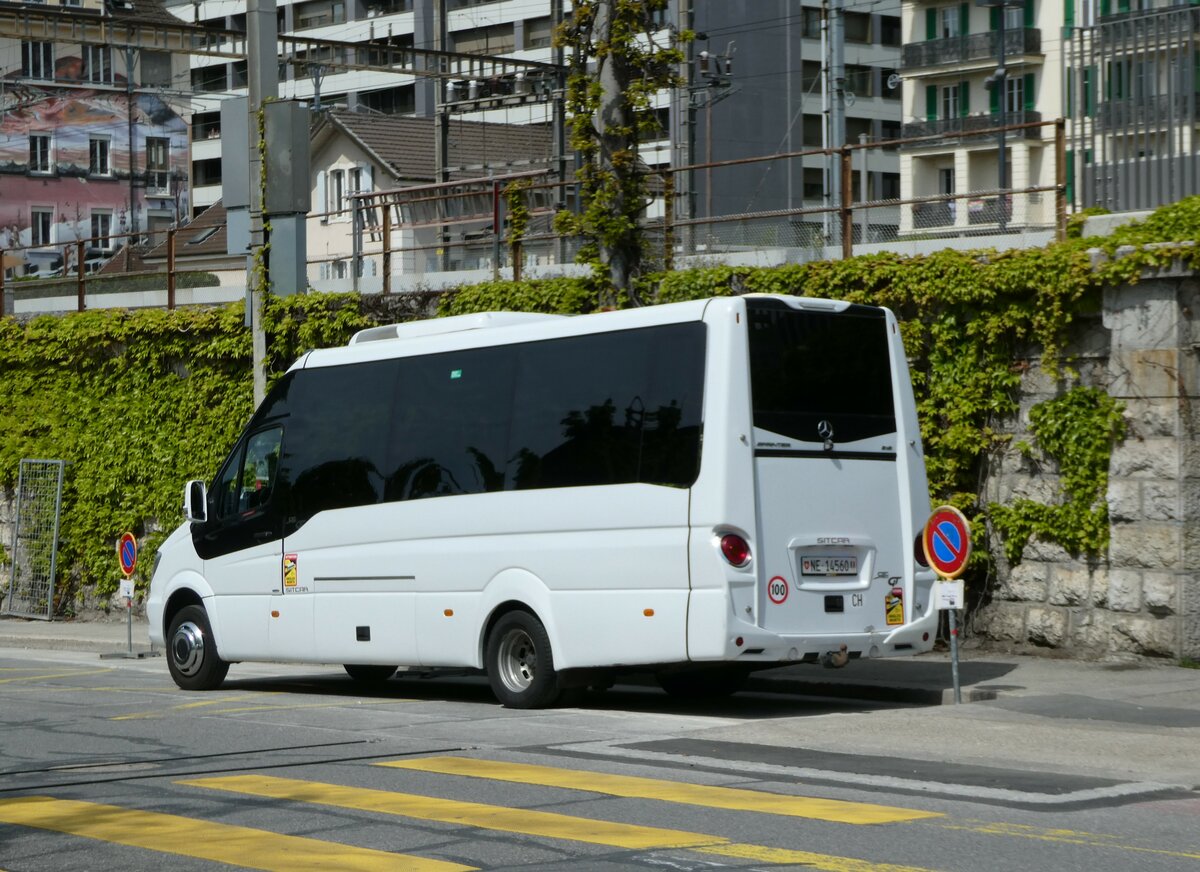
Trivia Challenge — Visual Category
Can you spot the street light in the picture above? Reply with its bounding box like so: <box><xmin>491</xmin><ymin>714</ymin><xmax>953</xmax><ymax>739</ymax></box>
<box><xmin>977</xmin><ymin>0</ymin><xmax>1025</xmax><ymax>232</ymax></box>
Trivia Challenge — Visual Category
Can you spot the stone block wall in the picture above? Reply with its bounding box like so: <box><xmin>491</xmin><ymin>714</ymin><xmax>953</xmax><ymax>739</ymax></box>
<box><xmin>976</xmin><ymin>276</ymin><xmax>1200</xmax><ymax>661</ymax></box>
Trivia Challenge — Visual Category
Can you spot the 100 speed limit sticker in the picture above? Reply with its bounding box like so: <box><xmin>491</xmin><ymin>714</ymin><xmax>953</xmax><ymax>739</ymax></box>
<box><xmin>768</xmin><ymin>575</ymin><xmax>788</xmax><ymax>604</ymax></box>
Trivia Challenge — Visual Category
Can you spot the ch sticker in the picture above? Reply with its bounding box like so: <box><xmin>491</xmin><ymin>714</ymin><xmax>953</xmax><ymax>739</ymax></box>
<box><xmin>283</xmin><ymin>554</ymin><xmax>298</xmax><ymax>588</ymax></box>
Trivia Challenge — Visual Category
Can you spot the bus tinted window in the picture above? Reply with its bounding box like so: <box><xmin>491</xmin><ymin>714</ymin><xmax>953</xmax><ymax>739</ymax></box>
<box><xmin>508</xmin><ymin>323</ymin><xmax>705</xmax><ymax>489</ymax></box>
<box><xmin>386</xmin><ymin>346</ymin><xmax>515</xmax><ymax>500</ymax></box>
<box><xmin>748</xmin><ymin>300</ymin><xmax>895</xmax><ymax>444</ymax></box>
<box><xmin>278</xmin><ymin>359</ymin><xmax>397</xmax><ymax>527</ymax></box>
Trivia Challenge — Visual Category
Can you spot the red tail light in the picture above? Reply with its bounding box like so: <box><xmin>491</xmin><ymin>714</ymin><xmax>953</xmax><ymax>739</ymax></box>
<box><xmin>914</xmin><ymin>533</ymin><xmax>929</xmax><ymax>567</ymax></box>
<box><xmin>720</xmin><ymin>533</ymin><xmax>751</xmax><ymax>567</ymax></box>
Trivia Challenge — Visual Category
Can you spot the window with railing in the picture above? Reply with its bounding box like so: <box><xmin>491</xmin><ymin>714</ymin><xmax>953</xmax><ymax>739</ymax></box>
<box><xmin>453</xmin><ymin>22</ymin><xmax>515</xmax><ymax>55</ymax></box>
<box><xmin>845</xmin><ymin>11</ymin><xmax>872</xmax><ymax>42</ymax></box>
<box><xmin>21</xmin><ymin>41</ymin><xmax>53</xmax><ymax>79</ymax></box>
<box><xmin>191</xmin><ymin>65</ymin><xmax>228</xmax><ymax>92</ymax></box>
<box><xmin>366</xmin><ymin>0</ymin><xmax>412</xmax><ymax>15</ymax></box>
<box><xmin>146</xmin><ymin>137</ymin><xmax>170</xmax><ymax>194</ymax></box>
<box><xmin>141</xmin><ymin>50</ymin><xmax>172</xmax><ymax>87</ymax></box>
<box><xmin>296</xmin><ymin>0</ymin><xmax>345</xmax><ymax>29</ymax></box>
<box><xmin>192</xmin><ymin>111</ymin><xmax>221</xmax><ymax>141</ymax></box>
<box><xmin>525</xmin><ymin>16</ymin><xmax>554</xmax><ymax>48</ymax></box>
<box><xmin>29</xmin><ymin>134</ymin><xmax>52</xmax><ymax>175</ymax></box>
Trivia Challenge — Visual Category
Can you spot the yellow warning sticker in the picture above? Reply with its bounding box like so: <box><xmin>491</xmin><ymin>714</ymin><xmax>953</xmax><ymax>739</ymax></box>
<box><xmin>283</xmin><ymin>554</ymin><xmax>298</xmax><ymax>588</ymax></box>
<box><xmin>885</xmin><ymin>592</ymin><xmax>904</xmax><ymax>626</ymax></box>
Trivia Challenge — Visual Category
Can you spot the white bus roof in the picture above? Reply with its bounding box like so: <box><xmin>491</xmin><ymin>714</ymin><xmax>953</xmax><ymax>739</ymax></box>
<box><xmin>349</xmin><ymin>311</ymin><xmax>567</xmax><ymax>345</ymax></box>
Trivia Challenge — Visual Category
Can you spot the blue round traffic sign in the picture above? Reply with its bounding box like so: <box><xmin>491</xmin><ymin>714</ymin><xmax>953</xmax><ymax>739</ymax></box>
<box><xmin>922</xmin><ymin>506</ymin><xmax>970</xmax><ymax>579</ymax></box>
<box><xmin>118</xmin><ymin>532</ymin><xmax>138</xmax><ymax>577</ymax></box>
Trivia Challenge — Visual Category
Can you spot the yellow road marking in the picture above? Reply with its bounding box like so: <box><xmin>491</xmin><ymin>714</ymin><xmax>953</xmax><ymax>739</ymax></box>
<box><xmin>110</xmin><ymin>693</ymin><xmax>281</xmax><ymax>720</ymax></box>
<box><xmin>700</xmin><ymin>842</ymin><xmax>939</xmax><ymax>872</ymax></box>
<box><xmin>0</xmin><ymin>796</ymin><xmax>472</xmax><ymax>872</ymax></box>
<box><xmin>182</xmin><ymin>775</ymin><xmax>943</xmax><ymax>870</ymax></box>
<box><xmin>936</xmin><ymin>819</ymin><xmax>1200</xmax><ymax>860</ymax></box>
<box><xmin>379</xmin><ymin>756</ymin><xmax>939</xmax><ymax>825</ymax></box>
<box><xmin>183</xmin><ymin>774</ymin><xmax>718</xmax><ymax>849</ymax></box>
<box><xmin>0</xmin><ymin>669</ymin><xmax>113</xmax><ymax>684</ymax></box>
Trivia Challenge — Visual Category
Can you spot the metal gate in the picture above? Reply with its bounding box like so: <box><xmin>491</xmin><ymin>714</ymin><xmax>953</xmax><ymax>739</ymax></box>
<box><xmin>3</xmin><ymin>459</ymin><xmax>65</xmax><ymax>621</ymax></box>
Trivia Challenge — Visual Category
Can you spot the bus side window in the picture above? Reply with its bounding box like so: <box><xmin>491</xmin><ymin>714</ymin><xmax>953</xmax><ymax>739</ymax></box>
<box><xmin>238</xmin><ymin>427</ymin><xmax>283</xmax><ymax>516</ymax></box>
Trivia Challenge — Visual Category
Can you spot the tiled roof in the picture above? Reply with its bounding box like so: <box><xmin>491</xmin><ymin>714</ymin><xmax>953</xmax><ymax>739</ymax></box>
<box><xmin>142</xmin><ymin>201</ymin><xmax>229</xmax><ymax>261</ymax></box>
<box><xmin>322</xmin><ymin>109</ymin><xmax>557</xmax><ymax>182</ymax></box>
<box><xmin>109</xmin><ymin>0</ymin><xmax>184</xmax><ymax>28</ymax></box>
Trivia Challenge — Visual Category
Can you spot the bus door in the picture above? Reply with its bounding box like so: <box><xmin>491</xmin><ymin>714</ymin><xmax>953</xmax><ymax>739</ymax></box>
<box><xmin>193</xmin><ymin>425</ymin><xmax>286</xmax><ymax>661</ymax></box>
<box><xmin>746</xmin><ymin>298</ymin><xmax>911</xmax><ymax>642</ymax></box>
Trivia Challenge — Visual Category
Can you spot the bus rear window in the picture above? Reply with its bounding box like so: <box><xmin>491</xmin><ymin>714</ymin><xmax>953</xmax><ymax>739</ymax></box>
<box><xmin>748</xmin><ymin>300</ymin><xmax>895</xmax><ymax>445</ymax></box>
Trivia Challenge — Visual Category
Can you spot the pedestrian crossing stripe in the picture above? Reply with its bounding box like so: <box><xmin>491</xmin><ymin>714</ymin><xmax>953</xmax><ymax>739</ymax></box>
<box><xmin>0</xmin><ymin>796</ymin><xmax>473</xmax><ymax>872</ymax></box>
<box><xmin>181</xmin><ymin>774</ymin><xmax>941</xmax><ymax>872</ymax></box>
<box><xmin>379</xmin><ymin>756</ymin><xmax>940</xmax><ymax>825</ymax></box>
<box><xmin>181</xmin><ymin>775</ymin><xmax>720</xmax><ymax>850</ymax></box>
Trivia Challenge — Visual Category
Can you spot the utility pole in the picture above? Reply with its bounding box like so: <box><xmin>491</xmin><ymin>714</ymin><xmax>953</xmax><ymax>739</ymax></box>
<box><xmin>822</xmin><ymin>0</ymin><xmax>846</xmax><ymax>246</ymax></box>
<box><xmin>246</xmin><ymin>0</ymin><xmax>279</xmax><ymax>406</ymax></box>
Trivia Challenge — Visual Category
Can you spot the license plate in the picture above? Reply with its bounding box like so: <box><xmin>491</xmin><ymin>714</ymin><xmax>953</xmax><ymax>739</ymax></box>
<box><xmin>801</xmin><ymin>556</ymin><xmax>858</xmax><ymax>576</ymax></box>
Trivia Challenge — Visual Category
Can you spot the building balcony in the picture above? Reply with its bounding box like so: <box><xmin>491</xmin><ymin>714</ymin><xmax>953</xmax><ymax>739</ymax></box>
<box><xmin>901</xmin><ymin>27</ymin><xmax>1040</xmax><ymax>71</ymax></box>
<box><xmin>1097</xmin><ymin>94</ymin><xmax>1198</xmax><ymax>131</ymax></box>
<box><xmin>900</xmin><ymin>110</ymin><xmax>1043</xmax><ymax>148</ymax></box>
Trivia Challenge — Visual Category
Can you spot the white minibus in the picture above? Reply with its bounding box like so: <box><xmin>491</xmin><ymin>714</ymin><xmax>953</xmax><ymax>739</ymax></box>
<box><xmin>148</xmin><ymin>294</ymin><xmax>937</xmax><ymax>707</ymax></box>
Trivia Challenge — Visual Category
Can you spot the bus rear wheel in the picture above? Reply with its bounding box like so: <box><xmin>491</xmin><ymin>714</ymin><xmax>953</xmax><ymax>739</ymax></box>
<box><xmin>486</xmin><ymin>610</ymin><xmax>561</xmax><ymax>709</ymax></box>
<box><xmin>167</xmin><ymin>604</ymin><xmax>230</xmax><ymax>691</ymax></box>
<box><xmin>343</xmin><ymin>664</ymin><xmax>397</xmax><ymax>683</ymax></box>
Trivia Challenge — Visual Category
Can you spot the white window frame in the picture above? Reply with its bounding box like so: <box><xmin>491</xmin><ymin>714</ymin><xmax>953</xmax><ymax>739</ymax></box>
<box><xmin>146</xmin><ymin>137</ymin><xmax>171</xmax><ymax>194</ymax></box>
<box><xmin>29</xmin><ymin>134</ymin><xmax>53</xmax><ymax>174</ymax></box>
<box><xmin>31</xmin><ymin>208</ymin><xmax>53</xmax><ymax>247</ymax></box>
<box><xmin>21</xmin><ymin>41</ymin><xmax>53</xmax><ymax>79</ymax></box>
<box><xmin>329</xmin><ymin>168</ymin><xmax>346</xmax><ymax>216</ymax></box>
<box><xmin>939</xmin><ymin>6</ymin><xmax>961</xmax><ymax>38</ymax></box>
<box><xmin>91</xmin><ymin>211</ymin><xmax>113</xmax><ymax>250</ymax></box>
<box><xmin>941</xmin><ymin>84</ymin><xmax>960</xmax><ymax>118</ymax></box>
<box><xmin>89</xmin><ymin>136</ymin><xmax>112</xmax><ymax>176</ymax></box>
<box><xmin>85</xmin><ymin>45</ymin><xmax>113</xmax><ymax>84</ymax></box>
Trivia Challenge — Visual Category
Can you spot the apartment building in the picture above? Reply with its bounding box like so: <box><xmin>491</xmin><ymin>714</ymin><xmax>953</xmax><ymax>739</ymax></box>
<box><xmin>0</xmin><ymin>0</ymin><xmax>192</xmax><ymax>277</ymax></box>
<box><xmin>899</xmin><ymin>0</ymin><xmax>1198</xmax><ymax>236</ymax></box>
<box><xmin>171</xmin><ymin>0</ymin><xmax>903</xmax><ymax>249</ymax></box>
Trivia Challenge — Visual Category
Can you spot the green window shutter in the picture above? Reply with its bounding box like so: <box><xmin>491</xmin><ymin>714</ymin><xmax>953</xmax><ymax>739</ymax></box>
<box><xmin>1117</xmin><ymin>0</ymin><xmax>1129</xmax><ymax>11</ymax></box>
<box><xmin>960</xmin><ymin>3</ymin><xmax>970</xmax><ymax>33</ymax></box>
<box><xmin>1084</xmin><ymin>66</ymin><xmax>1094</xmax><ymax>114</ymax></box>
<box><xmin>990</xmin><ymin>6</ymin><xmax>1000</xmax><ymax>29</ymax></box>
<box><xmin>1023</xmin><ymin>72</ymin><xmax>1035</xmax><ymax>110</ymax></box>
<box><xmin>1065</xmin><ymin>150</ymin><xmax>1074</xmax><ymax>203</ymax></box>
<box><xmin>927</xmin><ymin>84</ymin><xmax>938</xmax><ymax>120</ymax></box>
<box><xmin>990</xmin><ymin>81</ymin><xmax>1000</xmax><ymax>114</ymax></box>
<box><xmin>960</xmin><ymin>80</ymin><xmax>970</xmax><ymax>115</ymax></box>
<box><xmin>1024</xmin><ymin>0</ymin><xmax>1035</xmax><ymax>27</ymax></box>
<box><xmin>927</xmin><ymin>8</ymin><xmax>937</xmax><ymax>38</ymax></box>
<box><xmin>1100</xmin><ymin>0</ymin><xmax>1110</xmax><ymax>16</ymax></box>
<box><xmin>1064</xmin><ymin>0</ymin><xmax>1074</xmax><ymax>27</ymax></box>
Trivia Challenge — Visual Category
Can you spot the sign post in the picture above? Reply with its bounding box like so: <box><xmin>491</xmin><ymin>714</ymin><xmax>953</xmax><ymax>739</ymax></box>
<box><xmin>922</xmin><ymin>506</ymin><xmax>971</xmax><ymax>704</ymax></box>
<box><xmin>101</xmin><ymin>532</ymin><xmax>157</xmax><ymax>660</ymax></box>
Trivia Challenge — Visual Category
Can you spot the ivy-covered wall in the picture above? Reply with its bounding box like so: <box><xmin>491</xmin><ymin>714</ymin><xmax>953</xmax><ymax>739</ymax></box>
<box><xmin>1</xmin><ymin>197</ymin><xmax>1198</xmax><ymax>660</ymax></box>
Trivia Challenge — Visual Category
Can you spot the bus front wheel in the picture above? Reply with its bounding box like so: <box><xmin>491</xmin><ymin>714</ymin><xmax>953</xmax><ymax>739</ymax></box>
<box><xmin>486</xmin><ymin>610</ymin><xmax>561</xmax><ymax>709</ymax></box>
<box><xmin>167</xmin><ymin>604</ymin><xmax>230</xmax><ymax>691</ymax></box>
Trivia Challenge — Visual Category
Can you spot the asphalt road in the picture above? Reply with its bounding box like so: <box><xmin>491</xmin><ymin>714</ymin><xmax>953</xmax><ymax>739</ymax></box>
<box><xmin>1</xmin><ymin>649</ymin><xmax>1198</xmax><ymax>872</ymax></box>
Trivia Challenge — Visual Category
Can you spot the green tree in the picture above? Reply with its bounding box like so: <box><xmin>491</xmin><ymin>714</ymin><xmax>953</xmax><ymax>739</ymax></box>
<box><xmin>555</xmin><ymin>0</ymin><xmax>688</xmax><ymax>304</ymax></box>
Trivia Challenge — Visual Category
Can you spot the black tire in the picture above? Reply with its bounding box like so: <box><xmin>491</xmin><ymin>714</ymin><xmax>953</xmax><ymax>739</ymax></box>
<box><xmin>343</xmin><ymin>664</ymin><xmax>397</xmax><ymax>683</ymax></box>
<box><xmin>657</xmin><ymin>666</ymin><xmax>748</xmax><ymax>699</ymax></box>
<box><xmin>166</xmin><ymin>604</ymin><xmax>230</xmax><ymax>691</ymax></box>
<box><xmin>485</xmin><ymin>610</ymin><xmax>561</xmax><ymax>709</ymax></box>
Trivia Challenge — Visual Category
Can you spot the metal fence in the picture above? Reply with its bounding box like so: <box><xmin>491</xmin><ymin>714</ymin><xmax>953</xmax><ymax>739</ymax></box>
<box><xmin>0</xmin><ymin>118</ymin><xmax>1068</xmax><ymax>313</ymax></box>
<box><xmin>3</xmin><ymin>459</ymin><xmax>65</xmax><ymax>621</ymax></box>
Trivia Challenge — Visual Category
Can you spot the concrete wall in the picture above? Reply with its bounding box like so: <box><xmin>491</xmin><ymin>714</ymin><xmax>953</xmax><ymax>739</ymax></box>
<box><xmin>976</xmin><ymin>271</ymin><xmax>1200</xmax><ymax>661</ymax></box>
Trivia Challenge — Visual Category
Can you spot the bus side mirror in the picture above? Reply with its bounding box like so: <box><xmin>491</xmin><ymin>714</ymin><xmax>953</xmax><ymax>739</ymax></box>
<box><xmin>184</xmin><ymin>480</ymin><xmax>208</xmax><ymax>523</ymax></box>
